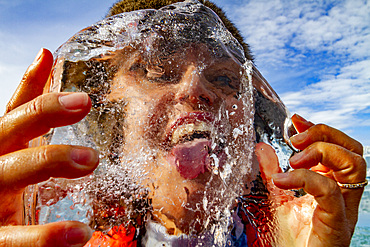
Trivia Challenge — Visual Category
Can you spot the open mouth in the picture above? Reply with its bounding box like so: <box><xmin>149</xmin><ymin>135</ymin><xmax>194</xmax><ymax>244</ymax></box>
<box><xmin>171</xmin><ymin>122</ymin><xmax>212</xmax><ymax>146</ymax></box>
<box><xmin>164</xmin><ymin>112</ymin><xmax>226</xmax><ymax>180</ymax></box>
<box><xmin>164</xmin><ymin>112</ymin><xmax>215</xmax><ymax>148</ymax></box>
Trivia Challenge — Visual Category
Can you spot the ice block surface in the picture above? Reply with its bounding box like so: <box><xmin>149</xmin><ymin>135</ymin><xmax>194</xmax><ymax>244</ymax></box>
<box><xmin>24</xmin><ymin>1</ymin><xmax>296</xmax><ymax>246</ymax></box>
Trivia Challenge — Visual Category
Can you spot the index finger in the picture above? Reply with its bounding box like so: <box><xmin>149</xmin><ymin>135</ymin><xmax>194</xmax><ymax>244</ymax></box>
<box><xmin>291</xmin><ymin>115</ymin><xmax>363</xmax><ymax>156</ymax></box>
<box><xmin>0</xmin><ymin>92</ymin><xmax>91</xmax><ymax>155</ymax></box>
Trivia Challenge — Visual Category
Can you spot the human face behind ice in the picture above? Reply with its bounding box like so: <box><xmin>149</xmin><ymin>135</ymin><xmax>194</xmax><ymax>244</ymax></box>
<box><xmin>107</xmin><ymin>43</ymin><xmax>251</xmax><ymax>233</ymax></box>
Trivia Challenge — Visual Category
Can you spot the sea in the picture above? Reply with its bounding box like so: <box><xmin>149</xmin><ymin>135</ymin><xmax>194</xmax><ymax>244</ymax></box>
<box><xmin>351</xmin><ymin>146</ymin><xmax>370</xmax><ymax>246</ymax></box>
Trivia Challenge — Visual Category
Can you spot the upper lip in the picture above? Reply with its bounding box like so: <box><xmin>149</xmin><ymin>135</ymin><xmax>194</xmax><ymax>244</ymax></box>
<box><xmin>162</xmin><ymin>112</ymin><xmax>215</xmax><ymax>149</ymax></box>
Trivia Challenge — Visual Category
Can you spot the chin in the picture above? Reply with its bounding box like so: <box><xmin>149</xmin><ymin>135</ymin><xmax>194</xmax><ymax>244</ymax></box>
<box><xmin>148</xmin><ymin>157</ymin><xmax>227</xmax><ymax>235</ymax></box>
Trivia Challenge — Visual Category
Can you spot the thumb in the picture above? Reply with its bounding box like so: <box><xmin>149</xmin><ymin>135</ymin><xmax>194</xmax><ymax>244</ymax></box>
<box><xmin>0</xmin><ymin>221</ymin><xmax>92</xmax><ymax>247</ymax></box>
<box><xmin>255</xmin><ymin>142</ymin><xmax>296</xmax><ymax>204</ymax></box>
<box><xmin>255</xmin><ymin>142</ymin><xmax>281</xmax><ymax>181</ymax></box>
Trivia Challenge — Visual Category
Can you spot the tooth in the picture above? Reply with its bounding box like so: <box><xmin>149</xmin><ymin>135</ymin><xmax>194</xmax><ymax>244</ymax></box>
<box><xmin>171</xmin><ymin>122</ymin><xmax>212</xmax><ymax>145</ymax></box>
<box><xmin>172</xmin><ymin>129</ymin><xmax>180</xmax><ymax>144</ymax></box>
<box><xmin>185</xmin><ymin>123</ymin><xmax>194</xmax><ymax>134</ymax></box>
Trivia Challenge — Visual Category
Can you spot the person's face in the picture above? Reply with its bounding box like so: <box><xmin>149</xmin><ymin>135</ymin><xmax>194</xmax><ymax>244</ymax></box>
<box><xmin>107</xmin><ymin>43</ymin><xmax>255</xmax><ymax>233</ymax></box>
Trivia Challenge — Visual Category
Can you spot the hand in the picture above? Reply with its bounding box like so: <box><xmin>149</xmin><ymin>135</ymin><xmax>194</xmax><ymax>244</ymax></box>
<box><xmin>256</xmin><ymin>114</ymin><xmax>366</xmax><ymax>247</ymax></box>
<box><xmin>0</xmin><ymin>49</ymin><xmax>99</xmax><ymax>246</ymax></box>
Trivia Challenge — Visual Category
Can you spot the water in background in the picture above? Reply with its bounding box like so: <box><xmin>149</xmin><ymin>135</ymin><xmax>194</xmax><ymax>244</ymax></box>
<box><xmin>351</xmin><ymin>148</ymin><xmax>370</xmax><ymax>246</ymax></box>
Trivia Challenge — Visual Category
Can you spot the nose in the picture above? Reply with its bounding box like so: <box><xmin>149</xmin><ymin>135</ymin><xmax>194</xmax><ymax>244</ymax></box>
<box><xmin>175</xmin><ymin>65</ymin><xmax>215</xmax><ymax>106</ymax></box>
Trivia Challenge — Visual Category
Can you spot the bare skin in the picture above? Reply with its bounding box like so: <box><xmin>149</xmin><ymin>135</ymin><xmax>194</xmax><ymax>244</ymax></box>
<box><xmin>256</xmin><ymin>114</ymin><xmax>366</xmax><ymax>246</ymax></box>
<box><xmin>0</xmin><ymin>49</ymin><xmax>366</xmax><ymax>246</ymax></box>
<box><xmin>0</xmin><ymin>49</ymin><xmax>98</xmax><ymax>246</ymax></box>
<box><xmin>107</xmin><ymin>45</ymin><xmax>251</xmax><ymax>234</ymax></box>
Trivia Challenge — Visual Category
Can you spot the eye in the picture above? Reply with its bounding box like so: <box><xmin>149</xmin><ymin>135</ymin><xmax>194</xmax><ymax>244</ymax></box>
<box><xmin>128</xmin><ymin>59</ymin><xmax>181</xmax><ymax>85</ymax></box>
<box><xmin>214</xmin><ymin>76</ymin><xmax>234</xmax><ymax>88</ymax></box>
<box><xmin>212</xmin><ymin>74</ymin><xmax>239</xmax><ymax>90</ymax></box>
<box><xmin>128</xmin><ymin>62</ymin><xmax>169</xmax><ymax>83</ymax></box>
<box><xmin>146</xmin><ymin>64</ymin><xmax>167</xmax><ymax>82</ymax></box>
<box><xmin>147</xmin><ymin>65</ymin><xmax>182</xmax><ymax>84</ymax></box>
<box><xmin>129</xmin><ymin>62</ymin><xmax>147</xmax><ymax>74</ymax></box>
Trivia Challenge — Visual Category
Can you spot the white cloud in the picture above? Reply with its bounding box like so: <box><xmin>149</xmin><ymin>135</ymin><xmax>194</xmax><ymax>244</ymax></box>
<box><xmin>221</xmin><ymin>0</ymin><xmax>370</xmax><ymax>145</ymax></box>
<box><xmin>229</xmin><ymin>0</ymin><xmax>369</xmax><ymax>66</ymax></box>
<box><xmin>281</xmin><ymin>60</ymin><xmax>370</xmax><ymax>130</ymax></box>
<box><xmin>292</xmin><ymin>0</ymin><xmax>370</xmax><ymax>58</ymax></box>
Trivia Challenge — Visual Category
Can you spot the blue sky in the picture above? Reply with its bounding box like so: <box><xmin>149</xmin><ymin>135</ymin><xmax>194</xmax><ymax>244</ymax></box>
<box><xmin>0</xmin><ymin>0</ymin><xmax>369</xmax><ymax>147</ymax></box>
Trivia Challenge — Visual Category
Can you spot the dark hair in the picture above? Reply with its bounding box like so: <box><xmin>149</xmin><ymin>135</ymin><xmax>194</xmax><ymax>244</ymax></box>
<box><xmin>107</xmin><ymin>0</ymin><xmax>253</xmax><ymax>61</ymax></box>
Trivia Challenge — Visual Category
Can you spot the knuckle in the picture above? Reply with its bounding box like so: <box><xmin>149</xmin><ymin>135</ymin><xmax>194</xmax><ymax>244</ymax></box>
<box><xmin>311</xmin><ymin>141</ymin><xmax>324</xmax><ymax>150</ymax></box>
<box><xmin>315</xmin><ymin>123</ymin><xmax>330</xmax><ymax>132</ymax></box>
<box><xmin>308</xmin><ymin>141</ymin><xmax>327</xmax><ymax>154</ymax></box>
<box><xmin>0</xmin><ymin>159</ymin><xmax>8</xmax><ymax>187</ymax></box>
<box><xmin>5</xmin><ymin>99</ymin><xmax>15</xmax><ymax>113</ymax></box>
<box><xmin>0</xmin><ymin>231</ymin><xmax>10</xmax><ymax>246</ymax></box>
<box><xmin>352</xmin><ymin>155</ymin><xmax>367</xmax><ymax>179</ymax></box>
<box><xmin>0</xmin><ymin>228</ymin><xmax>42</xmax><ymax>247</ymax></box>
<box><xmin>298</xmin><ymin>168</ymin><xmax>310</xmax><ymax>176</ymax></box>
<box><xmin>26</xmin><ymin>95</ymin><xmax>45</xmax><ymax>117</ymax></box>
<box><xmin>294</xmin><ymin>168</ymin><xmax>311</xmax><ymax>182</ymax></box>
<box><xmin>0</xmin><ymin>116</ymin><xmax>5</xmax><ymax>135</ymax></box>
<box><xmin>35</xmin><ymin>146</ymin><xmax>70</xmax><ymax>174</ymax></box>
<box><xmin>36</xmin><ymin>146</ymin><xmax>55</xmax><ymax>166</ymax></box>
<box><xmin>356</xmin><ymin>141</ymin><xmax>364</xmax><ymax>156</ymax></box>
<box><xmin>312</xmin><ymin>124</ymin><xmax>330</xmax><ymax>142</ymax></box>
<box><xmin>327</xmin><ymin>179</ymin><xmax>341</xmax><ymax>196</ymax></box>
<box><xmin>315</xmin><ymin>176</ymin><xmax>341</xmax><ymax>198</ymax></box>
<box><xmin>342</xmin><ymin>153</ymin><xmax>366</xmax><ymax>172</ymax></box>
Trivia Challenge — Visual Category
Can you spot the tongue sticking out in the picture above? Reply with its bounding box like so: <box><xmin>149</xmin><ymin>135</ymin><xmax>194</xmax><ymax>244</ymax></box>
<box><xmin>168</xmin><ymin>139</ymin><xmax>211</xmax><ymax>179</ymax></box>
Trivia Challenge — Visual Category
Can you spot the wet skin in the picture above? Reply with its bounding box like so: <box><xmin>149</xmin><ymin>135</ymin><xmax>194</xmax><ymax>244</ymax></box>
<box><xmin>0</xmin><ymin>48</ymin><xmax>366</xmax><ymax>246</ymax></box>
<box><xmin>107</xmin><ymin>44</ymin><xmax>253</xmax><ymax>233</ymax></box>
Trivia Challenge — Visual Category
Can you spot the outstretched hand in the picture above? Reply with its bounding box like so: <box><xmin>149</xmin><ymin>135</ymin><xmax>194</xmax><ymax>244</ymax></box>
<box><xmin>0</xmin><ymin>49</ymin><xmax>99</xmax><ymax>246</ymax></box>
<box><xmin>256</xmin><ymin>114</ymin><xmax>366</xmax><ymax>246</ymax></box>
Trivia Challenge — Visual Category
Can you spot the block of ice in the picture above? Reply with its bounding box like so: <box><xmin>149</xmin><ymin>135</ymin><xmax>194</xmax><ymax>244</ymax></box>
<box><xmin>24</xmin><ymin>1</ymin><xmax>298</xmax><ymax>246</ymax></box>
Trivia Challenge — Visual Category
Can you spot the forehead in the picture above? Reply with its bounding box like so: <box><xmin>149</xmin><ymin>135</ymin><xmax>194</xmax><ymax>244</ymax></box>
<box><xmin>54</xmin><ymin>1</ymin><xmax>248</xmax><ymax>104</ymax></box>
<box><xmin>112</xmin><ymin>42</ymin><xmax>241</xmax><ymax>69</ymax></box>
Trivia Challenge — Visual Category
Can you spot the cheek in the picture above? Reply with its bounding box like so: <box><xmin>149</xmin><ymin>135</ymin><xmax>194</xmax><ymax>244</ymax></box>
<box><xmin>123</xmin><ymin>97</ymin><xmax>154</xmax><ymax>141</ymax></box>
<box><xmin>136</xmin><ymin>92</ymin><xmax>175</xmax><ymax>142</ymax></box>
<box><xmin>225</xmin><ymin>99</ymin><xmax>246</xmax><ymax>127</ymax></box>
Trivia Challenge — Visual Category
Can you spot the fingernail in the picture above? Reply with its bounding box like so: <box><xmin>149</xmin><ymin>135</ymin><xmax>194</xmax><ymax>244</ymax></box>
<box><xmin>290</xmin><ymin>131</ymin><xmax>308</xmax><ymax>145</ymax></box>
<box><xmin>71</xmin><ymin>148</ymin><xmax>99</xmax><ymax>167</ymax></box>
<box><xmin>59</xmin><ymin>93</ymin><xmax>89</xmax><ymax>110</ymax></box>
<box><xmin>34</xmin><ymin>48</ymin><xmax>44</xmax><ymax>63</ymax></box>
<box><xmin>65</xmin><ymin>226</ymin><xmax>92</xmax><ymax>246</ymax></box>
<box><xmin>271</xmin><ymin>172</ymin><xmax>290</xmax><ymax>182</ymax></box>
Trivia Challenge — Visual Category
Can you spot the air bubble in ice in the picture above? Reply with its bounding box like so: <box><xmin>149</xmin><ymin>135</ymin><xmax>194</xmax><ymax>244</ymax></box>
<box><xmin>23</xmin><ymin>1</ymin><xmax>296</xmax><ymax>246</ymax></box>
